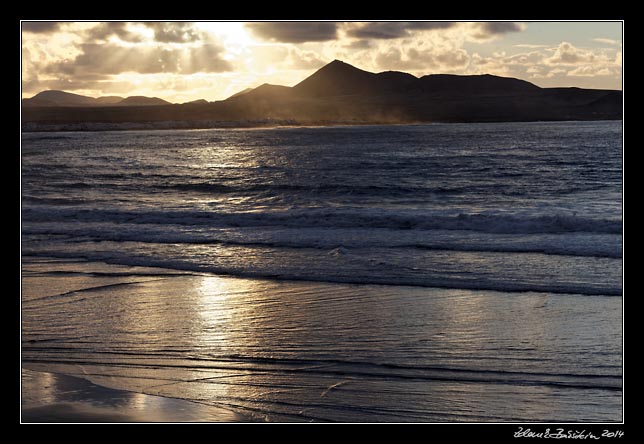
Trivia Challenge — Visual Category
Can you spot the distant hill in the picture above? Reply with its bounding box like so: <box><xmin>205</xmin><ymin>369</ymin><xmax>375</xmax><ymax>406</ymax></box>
<box><xmin>117</xmin><ymin>96</ymin><xmax>170</xmax><ymax>106</ymax></box>
<box><xmin>22</xmin><ymin>60</ymin><xmax>622</xmax><ymax>129</ymax></box>
<box><xmin>23</xmin><ymin>91</ymin><xmax>172</xmax><ymax>107</ymax></box>
<box><xmin>24</xmin><ymin>90</ymin><xmax>98</xmax><ymax>107</ymax></box>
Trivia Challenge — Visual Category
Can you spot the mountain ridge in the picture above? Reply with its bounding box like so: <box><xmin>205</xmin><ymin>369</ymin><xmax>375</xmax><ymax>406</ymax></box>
<box><xmin>23</xmin><ymin>90</ymin><xmax>172</xmax><ymax>107</ymax></box>
<box><xmin>22</xmin><ymin>60</ymin><xmax>622</xmax><ymax>129</ymax></box>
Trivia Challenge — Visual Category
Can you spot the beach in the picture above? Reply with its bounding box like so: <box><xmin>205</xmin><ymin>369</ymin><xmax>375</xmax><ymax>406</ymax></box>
<box><xmin>21</xmin><ymin>122</ymin><xmax>622</xmax><ymax>422</ymax></box>
<box><xmin>22</xmin><ymin>257</ymin><xmax>622</xmax><ymax>422</ymax></box>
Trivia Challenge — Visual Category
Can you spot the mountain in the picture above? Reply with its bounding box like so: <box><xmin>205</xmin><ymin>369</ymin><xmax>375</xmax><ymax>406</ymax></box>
<box><xmin>292</xmin><ymin>59</ymin><xmax>417</xmax><ymax>97</ymax></box>
<box><xmin>22</xmin><ymin>60</ymin><xmax>622</xmax><ymax>129</ymax></box>
<box><xmin>24</xmin><ymin>90</ymin><xmax>98</xmax><ymax>107</ymax></box>
<box><xmin>22</xmin><ymin>91</ymin><xmax>171</xmax><ymax>107</ymax></box>
<box><xmin>289</xmin><ymin>60</ymin><xmax>537</xmax><ymax>98</ymax></box>
<box><xmin>229</xmin><ymin>84</ymin><xmax>294</xmax><ymax>101</ymax></box>
<box><xmin>417</xmin><ymin>73</ymin><xmax>539</xmax><ymax>95</ymax></box>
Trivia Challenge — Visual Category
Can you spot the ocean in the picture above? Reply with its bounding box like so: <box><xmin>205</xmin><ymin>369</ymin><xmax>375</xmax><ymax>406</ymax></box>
<box><xmin>21</xmin><ymin>121</ymin><xmax>623</xmax><ymax>422</ymax></box>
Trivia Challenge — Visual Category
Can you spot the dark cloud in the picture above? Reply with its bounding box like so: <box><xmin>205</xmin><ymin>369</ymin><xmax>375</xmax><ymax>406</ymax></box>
<box><xmin>472</xmin><ymin>22</ymin><xmax>525</xmax><ymax>40</ymax></box>
<box><xmin>246</xmin><ymin>22</ymin><xmax>338</xmax><ymax>43</ymax></box>
<box><xmin>347</xmin><ymin>22</ymin><xmax>456</xmax><ymax>40</ymax></box>
<box><xmin>480</xmin><ymin>22</ymin><xmax>524</xmax><ymax>34</ymax></box>
<box><xmin>45</xmin><ymin>42</ymin><xmax>232</xmax><ymax>76</ymax></box>
<box><xmin>22</xmin><ymin>22</ymin><xmax>62</xmax><ymax>34</ymax></box>
<box><xmin>144</xmin><ymin>22</ymin><xmax>201</xmax><ymax>43</ymax></box>
<box><xmin>85</xmin><ymin>22</ymin><xmax>202</xmax><ymax>43</ymax></box>
<box><xmin>87</xmin><ymin>22</ymin><xmax>144</xmax><ymax>42</ymax></box>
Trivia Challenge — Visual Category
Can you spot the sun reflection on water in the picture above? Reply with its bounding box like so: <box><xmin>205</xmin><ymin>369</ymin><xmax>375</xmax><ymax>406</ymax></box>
<box><xmin>196</xmin><ymin>276</ymin><xmax>236</xmax><ymax>343</ymax></box>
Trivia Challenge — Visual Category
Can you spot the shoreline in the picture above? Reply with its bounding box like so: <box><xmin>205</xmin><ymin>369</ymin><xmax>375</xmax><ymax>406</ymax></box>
<box><xmin>21</xmin><ymin>368</ymin><xmax>253</xmax><ymax>423</ymax></box>
<box><xmin>20</xmin><ymin>117</ymin><xmax>623</xmax><ymax>133</ymax></box>
<box><xmin>21</xmin><ymin>257</ymin><xmax>623</xmax><ymax>422</ymax></box>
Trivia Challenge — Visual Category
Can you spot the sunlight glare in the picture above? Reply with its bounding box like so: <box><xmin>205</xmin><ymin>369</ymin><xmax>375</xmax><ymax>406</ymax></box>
<box><xmin>129</xmin><ymin>23</ymin><xmax>156</xmax><ymax>42</ymax></box>
<box><xmin>196</xmin><ymin>22</ymin><xmax>256</xmax><ymax>56</ymax></box>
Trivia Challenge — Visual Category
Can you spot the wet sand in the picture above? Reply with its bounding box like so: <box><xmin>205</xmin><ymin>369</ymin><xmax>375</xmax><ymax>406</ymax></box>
<box><xmin>21</xmin><ymin>258</ymin><xmax>623</xmax><ymax>422</ymax></box>
<box><xmin>21</xmin><ymin>368</ymin><xmax>251</xmax><ymax>423</ymax></box>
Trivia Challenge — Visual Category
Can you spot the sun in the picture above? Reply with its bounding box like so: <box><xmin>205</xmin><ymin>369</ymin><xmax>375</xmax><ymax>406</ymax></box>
<box><xmin>195</xmin><ymin>22</ymin><xmax>256</xmax><ymax>55</ymax></box>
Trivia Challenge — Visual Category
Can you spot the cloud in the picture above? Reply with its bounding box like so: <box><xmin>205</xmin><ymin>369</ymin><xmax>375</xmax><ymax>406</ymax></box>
<box><xmin>288</xmin><ymin>48</ymin><xmax>326</xmax><ymax>70</ymax></box>
<box><xmin>435</xmin><ymin>49</ymin><xmax>470</xmax><ymax>68</ymax></box>
<box><xmin>567</xmin><ymin>65</ymin><xmax>611</xmax><ymax>77</ymax></box>
<box><xmin>346</xmin><ymin>22</ymin><xmax>455</xmax><ymax>40</ymax></box>
<box><xmin>344</xmin><ymin>40</ymin><xmax>373</xmax><ymax>50</ymax></box>
<box><xmin>344</xmin><ymin>22</ymin><xmax>525</xmax><ymax>43</ymax></box>
<box><xmin>84</xmin><ymin>22</ymin><xmax>204</xmax><ymax>44</ymax></box>
<box><xmin>86</xmin><ymin>22</ymin><xmax>144</xmax><ymax>42</ymax></box>
<box><xmin>246</xmin><ymin>22</ymin><xmax>338</xmax><ymax>43</ymax></box>
<box><xmin>238</xmin><ymin>44</ymin><xmax>325</xmax><ymax>73</ymax></box>
<box><xmin>505</xmin><ymin>51</ymin><xmax>545</xmax><ymax>65</ymax></box>
<box><xmin>144</xmin><ymin>22</ymin><xmax>201</xmax><ymax>43</ymax></box>
<box><xmin>46</xmin><ymin>42</ymin><xmax>232</xmax><ymax>76</ymax></box>
<box><xmin>593</xmin><ymin>37</ymin><xmax>621</xmax><ymax>46</ymax></box>
<box><xmin>546</xmin><ymin>42</ymin><xmax>595</xmax><ymax>65</ymax></box>
<box><xmin>374</xmin><ymin>45</ymin><xmax>470</xmax><ymax>72</ymax></box>
<box><xmin>22</xmin><ymin>21</ymin><xmax>623</xmax><ymax>100</ymax></box>
<box><xmin>514</xmin><ymin>44</ymin><xmax>548</xmax><ymax>49</ymax></box>
<box><xmin>22</xmin><ymin>22</ymin><xmax>62</xmax><ymax>34</ymax></box>
<box><xmin>546</xmin><ymin>68</ymin><xmax>567</xmax><ymax>78</ymax></box>
<box><xmin>526</xmin><ymin>65</ymin><xmax>547</xmax><ymax>75</ymax></box>
<box><xmin>470</xmin><ymin>22</ymin><xmax>526</xmax><ymax>40</ymax></box>
<box><xmin>466</xmin><ymin>41</ymin><xmax>621</xmax><ymax>89</ymax></box>
<box><xmin>480</xmin><ymin>22</ymin><xmax>524</xmax><ymax>34</ymax></box>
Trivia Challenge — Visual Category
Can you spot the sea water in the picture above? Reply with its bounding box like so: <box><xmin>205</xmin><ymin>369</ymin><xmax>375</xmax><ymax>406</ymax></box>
<box><xmin>21</xmin><ymin>121</ymin><xmax>623</xmax><ymax>422</ymax></box>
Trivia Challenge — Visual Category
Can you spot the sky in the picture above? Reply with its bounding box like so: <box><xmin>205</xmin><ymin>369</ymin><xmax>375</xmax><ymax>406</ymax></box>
<box><xmin>21</xmin><ymin>21</ymin><xmax>623</xmax><ymax>103</ymax></box>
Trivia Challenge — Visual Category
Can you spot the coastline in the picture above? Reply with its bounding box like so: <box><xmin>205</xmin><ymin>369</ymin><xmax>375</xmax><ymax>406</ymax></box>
<box><xmin>20</xmin><ymin>117</ymin><xmax>623</xmax><ymax>133</ymax></box>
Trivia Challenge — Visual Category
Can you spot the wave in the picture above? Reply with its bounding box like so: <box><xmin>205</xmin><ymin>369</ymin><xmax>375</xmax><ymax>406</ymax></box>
<box><xmin>22</xmin><ymin>195</ymin><xmax>90</xmax><ymax>205</ymax></box>
<box><xmin>21</xmin><ymin>352</ymin><xmax>622</xmax><ymax>392</ymax></box>
<box><xmin>26</xmin><ymin>176</ymin><xmax>614</xmax><ymax>199</ymax></box>
<box><xmin>30</xmin><ymin>179</ymin><xmax>504</xmax><ymax>198</ymax></box>
<box><xmin>21</xmin><ymin>251</ymin><xmax>622</xmax><ymax>296</ymax></box>
<box><xmin>162</xmin><ymin>182</ymin><xmax>482</xmax><ymax>196</ymax></box>
<box><xmin>22</xmin><ymin>134</ymin><xmax>75</xmax><ymax>141</ymax></box>
<box><xmin>22</xmin><ymin>224</ymin><xmax>622</xmax><ymax>258</ymax></box>
<box><xmin>23</xmin><ymin>207</ymin><xmax>622</xmax><ymax>235</ymax></box>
